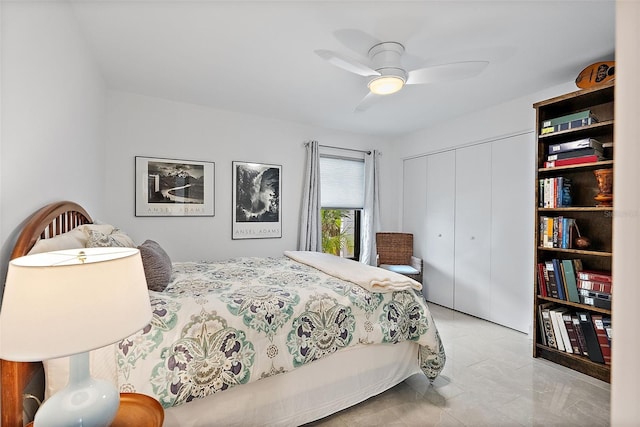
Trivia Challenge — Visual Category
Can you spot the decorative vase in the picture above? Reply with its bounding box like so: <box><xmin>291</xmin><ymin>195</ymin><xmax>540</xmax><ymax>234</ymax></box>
<box><xmin>594</xmin><ymin>168</ymin><xmax>613</xmax><ymax>206</ymax></box>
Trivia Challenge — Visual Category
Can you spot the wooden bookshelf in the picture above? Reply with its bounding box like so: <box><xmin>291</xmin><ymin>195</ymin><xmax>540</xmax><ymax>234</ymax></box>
<box><xmin>532</xmin><ymin>82</ymin><xmax>614</xmax><ymax>383</ymax></box>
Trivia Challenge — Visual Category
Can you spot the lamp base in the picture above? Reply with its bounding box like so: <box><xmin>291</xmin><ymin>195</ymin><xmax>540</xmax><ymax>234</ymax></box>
<box><xmin>34</xmin><ymin>352</ymin><xmax>119</xmax><ymax>427</ymax></box>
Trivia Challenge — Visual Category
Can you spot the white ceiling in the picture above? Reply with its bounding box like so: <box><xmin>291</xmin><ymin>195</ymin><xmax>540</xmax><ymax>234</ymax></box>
<box><xmin>70</xmin><ymin>0</ymin><xmax>615</xmax><ymax>136</ymax></box>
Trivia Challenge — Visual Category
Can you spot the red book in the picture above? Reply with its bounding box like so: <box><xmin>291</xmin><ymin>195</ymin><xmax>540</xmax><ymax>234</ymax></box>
<box><xmin>591</xmin><ymin>314</ymin><xmax>612</xmax><ymax>365</ymax></box>
<box><xmin>577</xmin><ymin>270</ymin><xmax>612</xmax><ymax>283</ymax></box>
<box><xmin>577</xmin><ymin>279</ymin><xmax>613</xmax><ymax>294</ymax></box>
<box><xmin>537</xmin><ymin>263</ymin><xmax>548</xmax><ymax>297</ymax></box>
<box><xmin>544</xmin><ymin>154</ymin><xmax>601</xmax><ymax>168</ymax></box>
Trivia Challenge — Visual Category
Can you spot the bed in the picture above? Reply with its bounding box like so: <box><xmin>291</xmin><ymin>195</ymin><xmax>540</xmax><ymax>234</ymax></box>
<box><xmin>1</xmin><ymin>201</ymin><xmax>445</xmax><ymax>427</ymax></box>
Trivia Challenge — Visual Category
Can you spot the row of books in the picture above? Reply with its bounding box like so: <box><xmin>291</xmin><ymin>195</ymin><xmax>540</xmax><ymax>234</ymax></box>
<box><xmin>539</xmin><ymin>177</ymin><xmax>572</xmax><ymax>208</ymax></box>
<box><xmin>543</xmin><ymin>138</ymin><xmax>606</xmax><ymax>168</ymax></box>
<box><xmin>539</xmin><ymin>216</ymin><xmax>576</xmax><ymax>249</ymax></box>
<box><xmin>537</xmin><ymin>260</ymin><xmax>613</xmax><ymax>309</ymax></box>
<box><xmin>541</xmin><ymin>111</ymin><xmax>599</xmax><ymax>135</ymax></box>
<box><xmin>538</xmin><ymin>303</ymin><xmax>611</xmax><ymax>365</ymax></box>
<box><xmin>576</xmin><ymin>269</ymin><xmax>613</xmax><ymax>310</ymax></box>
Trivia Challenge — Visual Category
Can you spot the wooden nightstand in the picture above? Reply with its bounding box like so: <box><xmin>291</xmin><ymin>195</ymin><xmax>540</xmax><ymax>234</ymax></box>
<box><xmin>27</xmin><ymin>392</ymin><xmax>164</xmax><ymax>427</ymax></box>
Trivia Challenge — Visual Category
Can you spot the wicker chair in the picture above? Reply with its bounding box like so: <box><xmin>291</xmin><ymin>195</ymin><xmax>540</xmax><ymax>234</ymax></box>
<box><xmin>375</xmin><ymin>232</ymin><xmax>423</xmax><ymax>283</ymax></box>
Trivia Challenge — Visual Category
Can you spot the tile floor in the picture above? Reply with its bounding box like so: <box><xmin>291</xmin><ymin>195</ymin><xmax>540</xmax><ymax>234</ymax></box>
<box><xmin>307</xmin><ymin>303</ymin><xmax>611</xmax><ymax>426</ymax></box>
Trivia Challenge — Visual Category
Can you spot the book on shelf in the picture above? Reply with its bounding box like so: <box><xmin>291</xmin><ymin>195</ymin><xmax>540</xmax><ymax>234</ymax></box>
<box><xmin>559</xmin><ymin>179</ymin><xmax>572</xmax><ymax>207</ymax></box>
<box><xmin>552</xmin><ymin>259</ymin><xmax>567</xmax><ymax>301</ymax></box>
<box><xmin>541</xmin><ymin>112</ymin><xmax>599</xmax><ymax>135</ymax></box>
<box><xmin>577</xmin><ymin>270</ymin><xmax>612</xmax><ymax>282</ymax></box>
<box><xmin>557</xmin><ymin>217</ymin><xmax>575</xmax><ymax>249</ymax></box>
<box><xmin>547</xmin><ymin>178</ymin><xmax>552</xmax><ymax>207</ymax></box>
<box><xmin>537</xmin><ymin>303</ymin><xmax>550</xmax><ymax>346</ymax></box>
<box><xmin>548</xmin><ymin>138</ymin><xmax>603</xmax><ymax>154</ymax></box>
<box><xmin>547</xmin><ymin>147</ymin><xmax>603</xmax><ymax>161</ymax></box>
<box><xmin>554</xmin><ymin>307</ymin><xmax>573</xmax><ymax>353</ymax></box>
<box><xmin>576</xmin><ymin>311</ymin><xmax>605</xmax><ymax>364</ymax></box>
<box><xmin>539</xmin><ymin>178</ymin><xmax>572</xmax><ymax>208</ymax></box>
<box><xmin>591</xmin><ymin>314</ymin><xmax>612</xmax><ymax>365</ymax></box>
<box><xmin>561</xmin><ymin>259</ymin><xmax>581</xmax><ymax>303</ymax></box>
<box><xmin>539</xmin><ymin>303</ymin><xmax>558</xmax><ymax>349</ymax></box>
<box><xmin>543</xmin><ymin>110</ymin><xmax>596</xmax><ymax>127</ymax></box>
<box><xmin>538</xmin><ymin>218</ymin><xmax>575</xmax><ymax>249</ymax></box>
<box><xmin>602</xmin><ymin>317</ymin><xmax>612</xmax><ymax>347</ymax></box>
<box><xmin>537</xmin><ymin>262</ymin><xmax>549</xmax><ymax>297</ymax></box>
<box><xmin>578</xmin><ymin>288</ymin><xmax>612</xmax><ymax>310</ymax></box>
<box><xmin>562</xmin><ymin>312</ymin><xmax>582</xmax><ymax>354</ymax></box>
<box><xmin>544</xmin><ymin>260</ymin><xmax>561</xmax><ymax>299</ymax></box>
<box><xmin>549</xmin><ymin>307</ymin><xmax>569</xmax><ymax>352</ymax></box>
<box><xmin>542</xmin><ymin>177</ymin><xmax>554</xmax><ymax>208</ymax></box>
<box><xmin>571</xmin><ymin>314</ymin><xmax>589</xmax><ymax>356</ymax></box>
<box><xmin>578</xmin><ymin>278</ymin><xmax>613</xmax><ymax>294</ymax></box>
<box><xmin>562</xmin><ymin>218</ymin><xmax>575</xmax><ymax>249</ymax></box>
<box><xmin>540</xmin><ymin>217</ymin><xmax>554</xmax><ymax>248</ymax></box>
<box><xmin>537</xmin><ymin>307</ymin><xmax>547</xmax><ymax>346</ymax></box>
<box><xmin>544</xmin><ymin>154</ymin><xmax>603</xmax><ymax>168</ymax></box>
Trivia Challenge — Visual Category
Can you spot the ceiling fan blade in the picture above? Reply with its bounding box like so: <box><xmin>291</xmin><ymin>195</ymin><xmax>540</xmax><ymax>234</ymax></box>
<box><xmin>333</xmin><ymin>29</ymin><xmax>381</xmax><ymax>56</ymax></box>
<box><xmin>406</xmin><ymin>61</ymin><xmax>489</xmax><ymax>85</ymax></box>
<box><xmin>354</xmin><ymin>92</ymin><xmax>382</xmax><ymax>112</ymax></box>
<box><xmin>315</xmin><ymin>49</ymin><xmax>380</xmax><ymax>77</ymax></box>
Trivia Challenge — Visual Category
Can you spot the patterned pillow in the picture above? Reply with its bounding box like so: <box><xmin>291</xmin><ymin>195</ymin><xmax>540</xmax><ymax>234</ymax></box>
<box><xmin>138</xmin><ymin>240</ymin><xmax>172</xmax><ymax>292</ymax></box>
<box><xmin>86</xmin><ymin>229</ymin><xmax>136</xmax><ymax>248</ymax></box>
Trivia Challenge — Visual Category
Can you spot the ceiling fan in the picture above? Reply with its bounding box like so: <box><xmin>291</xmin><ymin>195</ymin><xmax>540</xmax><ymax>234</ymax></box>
<box><xmin>315</xmin><ymin>41</ymin><xmax>489</xmax><ymax>112</ymax></box>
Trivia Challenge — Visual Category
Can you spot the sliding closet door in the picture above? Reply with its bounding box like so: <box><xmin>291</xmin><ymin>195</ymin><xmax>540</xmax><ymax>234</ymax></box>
<box><xmin>424</xmin><ymin>151</ymin><xmax>455</xmax><ymax>307</ymax></box>
<box><xmin>454</xmin><ymin>144</ymin><xmax>492</xmax><ymax>319</ymax></box>
<box><xmin>402</xmin><ymin>156</ymin><xmax>427</xmax><ymax>265</ymax></box>
<box><xmin>490</xmin><ymin>134</ymin><xmax>534</xmax><ymax>333</ymax></box>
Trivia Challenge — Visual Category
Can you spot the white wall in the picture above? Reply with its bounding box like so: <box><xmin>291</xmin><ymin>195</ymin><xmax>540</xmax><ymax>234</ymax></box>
<box><xmin>390</xmin><ymin>81</ymin><xmax>578</xmax><ymax>230</ymax></box>
<box><xmin>103</xmin><ymin>91</ymin><xmax>393</xmax><ymax>261</ymax></box>
<box><xmin>0</xmin><ymin>2</ymin><xmax>107</xmax><ymax>291</ymax></box>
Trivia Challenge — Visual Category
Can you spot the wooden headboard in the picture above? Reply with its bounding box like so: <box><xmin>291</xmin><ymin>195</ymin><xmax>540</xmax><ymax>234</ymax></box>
<box><xmin>1</xmin><ymin>201</ymin><xmax>92</xmax><ymax>427</ymax></box>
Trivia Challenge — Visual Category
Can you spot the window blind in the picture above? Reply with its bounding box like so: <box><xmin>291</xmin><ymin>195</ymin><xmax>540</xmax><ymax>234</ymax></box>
<box><xmin>320</xmin><ymin>156</ymin><xmax>364</xmax><ymax>209</ymax></box>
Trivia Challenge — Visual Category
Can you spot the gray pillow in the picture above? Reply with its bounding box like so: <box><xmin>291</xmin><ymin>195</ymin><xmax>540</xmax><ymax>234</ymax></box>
<box><xmin>138</xmin><ymin>240</ymin><xmax>172</xmax><ymax>292</ymax></box>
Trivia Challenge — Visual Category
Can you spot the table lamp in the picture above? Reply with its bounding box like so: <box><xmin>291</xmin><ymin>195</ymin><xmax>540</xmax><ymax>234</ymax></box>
<box><xmin>0</xmin><ymin>247</ymin><xmax>152</xmax><ymax>427</ymax></box>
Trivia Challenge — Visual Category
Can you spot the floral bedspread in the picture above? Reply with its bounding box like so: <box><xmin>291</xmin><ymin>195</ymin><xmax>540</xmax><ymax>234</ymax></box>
<box><xmin>116</xmin><ymin>256</ymin><xmax>445</xmax><ymax>408</ymax></box>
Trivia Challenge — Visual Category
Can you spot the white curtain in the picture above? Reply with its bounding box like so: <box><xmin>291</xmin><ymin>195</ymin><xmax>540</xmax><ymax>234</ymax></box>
<box><xmin>360</xmin><ymin>150</ymin><xmax>381</xmax><ymax>265</ymax></box>
<box><xmin>298</xmin><ymin>140</ymin><xmax>322</xmax><ymax>251</ymax></box>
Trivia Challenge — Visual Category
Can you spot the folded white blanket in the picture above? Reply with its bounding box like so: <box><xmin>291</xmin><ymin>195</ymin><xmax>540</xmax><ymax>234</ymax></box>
<box><xmin>284</xmin><ymin>250</ymin><xmax>422</xmax><ymax>293</ymax></box>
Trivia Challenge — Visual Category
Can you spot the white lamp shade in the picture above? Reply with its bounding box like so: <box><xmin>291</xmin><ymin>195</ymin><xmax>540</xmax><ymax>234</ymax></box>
<box><xmin>0</xmin><ymin>247</ymin><xmax>152</xmax><ymax>361</ymax></box>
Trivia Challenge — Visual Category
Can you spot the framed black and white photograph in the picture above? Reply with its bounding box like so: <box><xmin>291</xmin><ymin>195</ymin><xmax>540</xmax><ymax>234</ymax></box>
<box><xmin>135</xmin><ymin>156</ymin><xmax>215</xmax><ymax>217</ymax></box>
<box><xmin>232</xmin><ymin>161</ymin><xmax>282</xmax><ymax>239</ymax></box>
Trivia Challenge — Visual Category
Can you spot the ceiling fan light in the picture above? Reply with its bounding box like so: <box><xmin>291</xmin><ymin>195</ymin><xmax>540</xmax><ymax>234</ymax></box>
<box><xmin>368</xmin><ymin>76</ymin><xmax>405</xmax><ymax>95</ymax></box>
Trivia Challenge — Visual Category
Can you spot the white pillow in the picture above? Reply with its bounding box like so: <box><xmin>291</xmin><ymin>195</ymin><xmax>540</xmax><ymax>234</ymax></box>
<box><xmin>28</xmin><ymin>227</ymin><xmax>85</xmax><ymax>254</ymax></box>
<box><xmin>28</xmin><ymin>224</ymin><xmax>115</xmax><ymax>254</ymax></box>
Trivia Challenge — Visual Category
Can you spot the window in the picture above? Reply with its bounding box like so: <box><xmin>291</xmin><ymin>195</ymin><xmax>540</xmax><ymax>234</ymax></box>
<box><xmin>320</xmin><ymin>156</ymin><xmax>364</xmax><ymax>260</ymax></box>
<box><xmin>321</xmin><ymin>209</ymin><xmax>361</xmax><ymax>259</ymax></box>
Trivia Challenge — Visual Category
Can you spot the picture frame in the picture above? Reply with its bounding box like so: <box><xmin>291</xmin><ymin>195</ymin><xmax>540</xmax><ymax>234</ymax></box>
<box><xmin>232</xmin><ymin>161</ymin><xmax>282</xmax><ymax>239</ymax></box>
<box><xmin>135</xmin><ymin>156</ymin><xmax>215</xmax><ymax>217</ymax></box>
